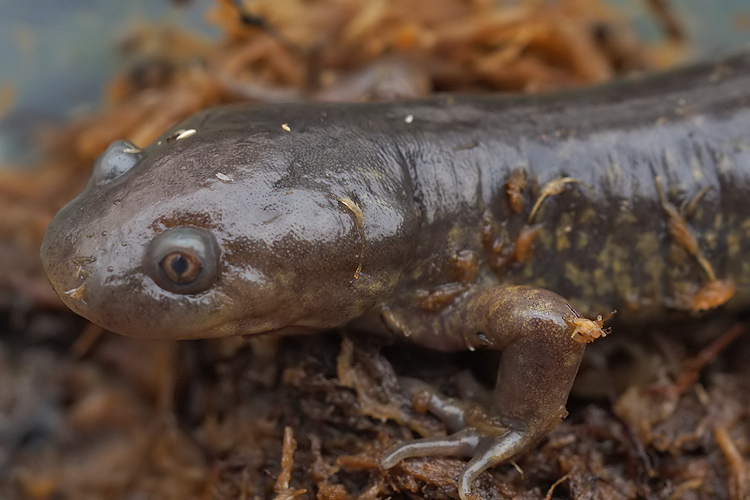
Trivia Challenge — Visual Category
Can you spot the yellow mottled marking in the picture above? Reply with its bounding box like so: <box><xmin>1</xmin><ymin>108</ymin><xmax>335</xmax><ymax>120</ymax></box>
<box><xmin>728</xmin><ymin>232</ymin><xmax>741</xmax><ymax>259</ymax></box>
<box><xmin>576</xmin><ymin>230</ymin><xmax>589</xmax><ymax>249</ymax></box>
<box><xmin>555</xmin><ymin>212</ymin><xmax>574</xmax><ymax>252</ymax></box>
<box><xmin>704</xmin><ymin>229</ymin><xmax>718</xmax><ymax>248</ymax></box>
<box><xmin>636</xmin><ymin>232</ymin><xmax>664</xmax><ymax>294</ymax></box>
<box><xmin>615</xmin><ymin>210</ymin><xmax>638</xmax><ymax>226</ymax></box>
<box><xmin>578</xmin><ymin>206</ymin><xmax>598</xmax><ymax>225</ymax></box>
<box><xmin>593</xmin><ymin>267</ymin><xmax>614</xmax><ymax>296</ymax></box>
<box><xmin>534</xmin><ymin>228</ymin><xmax>554</xmax><ymax>252</ymax></box>
<box><xmin>714</xmin><ymin>212</ymin><xmax>723</xmax><ymax>225</ymax></box>
<box><xmin>564</xmin><ymin>261</ymin><xmax>589</xmax><ymax>288</ymax></box>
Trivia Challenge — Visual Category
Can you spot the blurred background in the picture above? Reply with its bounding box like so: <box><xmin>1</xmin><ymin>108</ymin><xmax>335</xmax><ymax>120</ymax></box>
<box><xmin>0</xmin><ymin>0</ymin><xmax>215</xmax><ymax>164</ymax></box>
<box><xmin>1</xmin><ymin>0</ymin><xmax>750</xmax><ymax>165</ymax></box>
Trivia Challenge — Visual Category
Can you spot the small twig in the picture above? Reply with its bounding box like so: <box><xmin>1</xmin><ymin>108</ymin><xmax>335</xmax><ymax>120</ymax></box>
<box><xmin>273</xmin><ymin>426</ymin><xmax>307</xmax><ymax>499</ymax></box>
<box><xmin>611</xmin><ymin>404</ymin><xmax>654</xmax><ymax>480</ymax></box>
<box><xmin>231</xmin><ymin>0</ymin><xmax>299</xmax><ymax>53</ymax></box>
<box><xmin>651</xmin><ymin>323</ymin><xmax>746</xmax><ymax>396</ymax></box>
<box><xmin>714</xmin><ymin>425</ymin><xmax>747</xmax><ymax>500</ymax></box>
<box><xmin>71</xmin><ymin>322</ymin><xmax>104</xmax><ymax>358</ymax></box>
<box><xmin>645</xmin><ymin>0</ymin><xmax>685</xmax><ymax>43</ymax></box>
<box><xmin>544</xmin><ymin>473</ymin><xmax>570</xmax><ymax>500</ymax></box>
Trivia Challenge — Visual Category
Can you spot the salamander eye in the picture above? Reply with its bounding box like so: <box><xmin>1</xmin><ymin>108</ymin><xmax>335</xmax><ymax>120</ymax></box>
<box><xmin>160</xmin><ymin>252</ymin><xmax>202</xmax><ymax>284</ymax></box>
<box><xmin>91</xmin><ymin>140</ymin><xmax>143</xmax><ymax>186</ymax></box>
<box><xmin>145</xmin><ymin>227</ymin><xmax>220</xmax><ymax>294</ymax></box>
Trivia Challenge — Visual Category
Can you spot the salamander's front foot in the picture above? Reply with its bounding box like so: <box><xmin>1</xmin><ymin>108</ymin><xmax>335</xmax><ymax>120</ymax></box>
<box><xmin>381</xmin><ymin>424</ymin><xmax>534</xmax><ymax>500</ymax></box>
<box><xmin>380</xmin><ymin>285</ymin><xmax>609</xmax><ymax>499</ymax></box>
<box><xmin>380</xmin><ymin>379</ymin><xmax>537</xmax><ymax>500</ymax></box>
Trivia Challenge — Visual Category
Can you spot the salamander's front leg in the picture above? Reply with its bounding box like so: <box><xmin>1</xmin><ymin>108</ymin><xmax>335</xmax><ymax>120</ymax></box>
<box><xmin>381</xmin><ymin>285</ymin><xmax>608</xmax><ymax>500</ymax></box>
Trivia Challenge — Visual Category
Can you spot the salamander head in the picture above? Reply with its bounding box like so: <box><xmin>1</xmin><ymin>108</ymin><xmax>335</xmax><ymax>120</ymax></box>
<box><xmin>41</xmin><ymin>114</ymin><xmax>408</xmax><ymax>339</ymax></box>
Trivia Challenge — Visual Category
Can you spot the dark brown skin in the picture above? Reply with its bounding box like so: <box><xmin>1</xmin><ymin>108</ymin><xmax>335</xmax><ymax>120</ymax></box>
<box><xmin>40</xmin><ymin>51</ymin><xmax>750</xmax><ymax>499</ymax></box>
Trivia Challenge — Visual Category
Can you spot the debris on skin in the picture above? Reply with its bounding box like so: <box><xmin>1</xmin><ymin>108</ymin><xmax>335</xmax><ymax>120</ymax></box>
<box><xmin>174</xmin><ymin>128</ymin><xmax>197</xmax><ymax>141</ymax></box>
<box><xmin>567</xmin><ymin>312</ymin><xmax>613</xmax><ymax>344</ymax></box>
<box><xmin>2</xmin><ymin>0</ymin><xmax>749</xmax><ymax>499</ymax></box>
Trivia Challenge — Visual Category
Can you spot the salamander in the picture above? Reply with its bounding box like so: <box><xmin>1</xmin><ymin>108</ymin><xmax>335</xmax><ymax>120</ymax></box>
<box><xmin>40</xmin><ymin>51</ymin><xmax>750</xmax><ymax>499</ymax></box>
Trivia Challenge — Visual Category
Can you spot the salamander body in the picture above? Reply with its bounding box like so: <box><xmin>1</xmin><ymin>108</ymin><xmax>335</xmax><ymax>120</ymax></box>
<box><xmin>41</xmin><ymin>52</ymin><xmax>750</xmax><ymax>499</ymax></box>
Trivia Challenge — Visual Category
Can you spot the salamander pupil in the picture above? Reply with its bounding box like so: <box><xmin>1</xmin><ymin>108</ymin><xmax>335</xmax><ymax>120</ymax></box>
<box><xmin>171</xmin><ymin>254</ymin><xmax>189</xmax><ymax>275</ymax></box>
<box><xmin>160</xmin><ymin>251</ymin><xmax>202</xmax><ymax>285</ymax></box>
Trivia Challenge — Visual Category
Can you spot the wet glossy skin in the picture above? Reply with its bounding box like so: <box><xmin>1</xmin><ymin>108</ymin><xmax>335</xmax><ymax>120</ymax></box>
<box><xmin>41</xmin><ymin>52</ymin><xmax>750</xmax><ymax>499</ymax></box>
